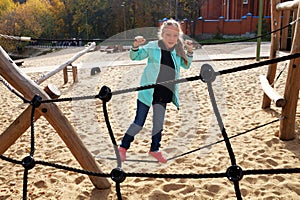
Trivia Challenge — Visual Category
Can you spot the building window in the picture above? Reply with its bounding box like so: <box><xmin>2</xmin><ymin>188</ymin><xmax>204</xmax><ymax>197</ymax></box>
<box><xmin>243</xmin><ymin>0</ymin><xmax>248</xmax><ymax>4</ymax></box>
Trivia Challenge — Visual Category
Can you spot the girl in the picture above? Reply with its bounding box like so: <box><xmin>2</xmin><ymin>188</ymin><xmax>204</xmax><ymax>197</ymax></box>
<box><xmin>119</xmin><ymin>19</ymin><xmax>193</xmax><ymax>163</ymax></box>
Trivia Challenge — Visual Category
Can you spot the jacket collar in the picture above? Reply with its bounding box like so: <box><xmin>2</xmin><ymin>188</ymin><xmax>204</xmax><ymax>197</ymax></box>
<box><xmin>158</xmin><ymin>40</ymin><xmax>175</xmax><ymax>52</ymax></box>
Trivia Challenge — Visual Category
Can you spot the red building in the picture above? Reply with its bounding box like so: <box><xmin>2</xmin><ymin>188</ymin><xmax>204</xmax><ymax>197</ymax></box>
<box><xmin>201</xmin><ymin>0</ymin><xmax>271</xmax><ymax>20</ymax></box>
<box><xmin>179</xmin><ymin>0</ymin><xmax>272</xmax><ymax>37</ymax></box>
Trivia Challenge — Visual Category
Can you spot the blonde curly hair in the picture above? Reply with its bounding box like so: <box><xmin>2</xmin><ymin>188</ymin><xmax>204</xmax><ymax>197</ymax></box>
<box><xmin>158</xmin><ymin>19</ymin><xmax>188</xmax><ymax>65</ymax></box>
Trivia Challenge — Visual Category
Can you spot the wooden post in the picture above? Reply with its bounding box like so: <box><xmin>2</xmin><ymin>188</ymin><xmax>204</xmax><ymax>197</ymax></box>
<box><xmin>262</xmin><ymin>0</ymin><xmax>282</xmax><ymax>109</ymax></box>
<box><xmin>63</xmin><ymin>67</ymin><xmax>68</xmax><ymax>84</ymax></box>
<box><xmin>256</xmin><ymin>0</ymin><xmax>263</xmax><ymax>61</ymax></box>
<box><xmin>72</xmin><ymin>65</ymin><xmax>78</xmax><ymax>83</ymax></box>
<box><xmin>280</xmin><ymin>1</ymin><xmax>300</xmax><ymax>140</ymax></box>
<box><xmin>0</xmin><ymin>47</ymin><xmax>110</xmax><ymax>189</ymax></box>
<box><xmin>63</xmin><ymin>65</ymin><xmax>78</xmax><ymax>84</ymax></box>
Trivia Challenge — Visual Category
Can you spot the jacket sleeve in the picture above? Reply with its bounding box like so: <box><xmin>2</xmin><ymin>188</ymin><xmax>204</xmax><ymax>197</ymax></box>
<box><xmin>130</xmin><ymin>45</ymin><xmax>149</xmax><ymax>61</ymax></box>
<box><xmin>180</xmin><ymin>54</ymin><xmax>193</xmax><ymax>69</ymax></box>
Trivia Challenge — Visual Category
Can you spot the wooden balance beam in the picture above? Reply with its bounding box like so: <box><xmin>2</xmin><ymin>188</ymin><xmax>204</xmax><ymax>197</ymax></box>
<box><xmin>0</xmin><ymin>46</ymin><xmax>110</xmax><ymax>189</ymax></box>
<box><xmin>35</xmin><ymin>42</ymin><xmax>95</xmax><ymax>85</ymax></box>
<box><xmin>260</xmin><ymin>75</ymin><xmax>286</xmax><ymax>107</ymax></box>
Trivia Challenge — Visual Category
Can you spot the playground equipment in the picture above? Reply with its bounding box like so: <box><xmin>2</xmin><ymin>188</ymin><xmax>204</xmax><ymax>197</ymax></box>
<box><xmin>261</xmin><ymin>0</ymin><xmax>300</xmax><ymax>140</ymax></box>
<box><xmin>0</xmin><ymin>46</ymin><xmax>110</xmax><ymax>189</ymax></box>
<box><xmin>35</xmin><ymin>42</ymin><xmax>96</xmax><ymax>84</ymax></box>
<box><xmin>0</xmin><ymin>2</ymin><xmax>300</xmax><ymax>197</ymax></box>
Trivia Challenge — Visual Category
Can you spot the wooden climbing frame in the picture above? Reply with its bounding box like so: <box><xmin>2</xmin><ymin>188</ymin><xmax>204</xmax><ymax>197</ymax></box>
<box><xmin>0</xmin><ymin>45</ymin><xmax>110</xmax><ymax>189</ymax></box>
<box><xmin>261</xmin><ymin>0</ymin><xmax>300</xmax><ymax>140</ymax></box>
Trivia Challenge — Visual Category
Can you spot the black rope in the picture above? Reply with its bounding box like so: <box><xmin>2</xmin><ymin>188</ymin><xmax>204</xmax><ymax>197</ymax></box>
<box><xmin>244</xmin><ymin>168</ymin><xmax>300</xmax><ymax>175</ymax></box>
<box><xmin>0</xmin><ymin>154</ymin><xmax>22</xmax><ymax>164</ymax></box>
<box><xmin>233</xmin><ymin>181</ymin><xmax>242</xmax><ymax>200</ymax></box>
<box><xmin>37</xmin><ymin>53</ymin><xmax>300</xmax><ymax>105</ymax></box>
<box><xmin>35</xmin><ymin>160</ymin><xmax>110</xmax><ymax>177</ymax></box>
<box><xmin>207</xmin><ymin>81</ymin><xmax>237</xmax><ymax>166</ymax></box>
<box><xmin>116</xmin><ymin>183</ymin><xmax>122</xmax><ymax>200</ymax></box>
<box><xmin>112</xmin><ymin>53</ymin><xmax>300</xmax><ymax>96</ymax></box>
<box><xmin>102</xmin><ymin>101</ymin><xmax>122</xmax><ymax>168</ymax></box>
<box><xmin>202</xmin><ymin>64</ymin><xmax>242</xmax><ymax>199</ymax></box>
<box><xmin>218</xmin><ymin>52</ymin><xmax>300</xmax><ymax>75</ymax></box>
<box><xmin>97</xmin><ymin>118</ymin><xmax>281</xmax><ymax>163</ymax></box>
<box><xmin>28</xmin><ymin>95</ymin><xmax>42</xmax><ymax>156</ymax></box>
<box><xmin>273</xmin><ymin>62</ymin><xmax>288</xmax><ymax>86</ymax></box>
<box><xmin>29</xmin><ymin>105</ymin><xmax>35</xmax><ymax>156</ymax></box>
<box><xmin>22</xmin><ymin>169</ymin><xmax>29</xmax><ymax>200</ymax></box>
<box><xmin>125</xmin><ymin>167</ymin><xmax>300</xmax><ymax>180</ymax></box>
<box><xmin>98</xmin><ymin>87</ymin><xmax>124</xmax><ymax>197</ymax></box>
<box><xmin>125</xmin><ymin>171</ymin><xmax>227</xmax><ymax>179</ymax></box>
<box><xmin>0</xmin><ymin>76</ymin><xmax>31</xmax><ymax>103</ymax></box>
<box><xmin>102</xmin><ymin>102</ymin><xmax>118</xmax><ymax>147</ymax></box>
<box><xmin>1</xmin><ymin>27</ymin><xmax>300</xmax><ymax>198</ymax></box>
<box><xmin>2</xmin><ymin>153</ymin><xmax>300</xmax><ymax>179</ymax></box>
<box><xmin>2</xmin><ymin>151</ymin><xmax>300</xmax><ymax>200</ymax></box>
<box><xmin>168</xmin><ymin>118</ymin><xmax>280</xmax><ymax>161</ymax></box>
<box><xmin>41</xmin><ymin>94</ymin><xmax>98</xmax><ymax>103</ymax></box>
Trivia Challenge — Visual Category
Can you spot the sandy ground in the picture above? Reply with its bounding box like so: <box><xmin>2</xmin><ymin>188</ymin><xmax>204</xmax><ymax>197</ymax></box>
<box><xmin>1</xmin><ymin>42</ymin><xmax>300</xmax><ymax>200</ymax></box>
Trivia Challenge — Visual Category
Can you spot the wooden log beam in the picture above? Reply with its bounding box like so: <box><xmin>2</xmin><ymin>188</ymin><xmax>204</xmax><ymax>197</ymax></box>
<box><xmin>276</xmin><ymin>0</ymin><xmax>300</xmax><ymax>11</ymax></box>
<box><xmin>35</xmin><ymin>42</ymin><xmax>95</xmax><ymax>85</ymax></box>
<box><xmin>0</xmin><ymin>84</ymin><xmax>60</xmax><ymax>154</ymax></box>
<box><xmin>260</xmin><ymin>75</ymin><xmax>286</xmax><ymax>107</ymax></box>
<box><xmin>280</xmin><ymin>1</ymin><xmax>300</xmax><ymax>140</ymax></box>
<box><xmin>0</xmin><ymin>46</ymin><xmax>110</xmax><ymax>189</ymax></box>
<box><xmin>0</xmin><ymin>106</ymin><xmax>40</xmax><ymax>155</ymax></box>
<box><xmin>262</xmin><ymin>0</ymin><xmax>282</xmax><ymax>109</ymax></box>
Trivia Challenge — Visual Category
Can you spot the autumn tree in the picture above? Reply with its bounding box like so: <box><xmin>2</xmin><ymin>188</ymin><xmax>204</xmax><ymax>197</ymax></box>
<box><xmin>0</xmin><ymin>0</ymin><xmax>15</xmax><ymax>16</ymax></box>
<box><xmin>0</xmin><ymin>0</ymin><xmax>202</xmax><ymax>52</ymax></box>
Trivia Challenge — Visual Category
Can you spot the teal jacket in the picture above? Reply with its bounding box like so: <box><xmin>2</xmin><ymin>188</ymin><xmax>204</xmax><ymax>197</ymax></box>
<box><xmin>130</xmin><ymin>40</ymin><xmax>193</xmax><ymax>109</ymax></box>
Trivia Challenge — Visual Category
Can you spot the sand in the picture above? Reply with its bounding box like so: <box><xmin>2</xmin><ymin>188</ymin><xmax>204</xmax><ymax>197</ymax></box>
<box><xmin>1</xmin><ymin>43</ymin><xmax>300</xmax><ymax>200</ymax></box>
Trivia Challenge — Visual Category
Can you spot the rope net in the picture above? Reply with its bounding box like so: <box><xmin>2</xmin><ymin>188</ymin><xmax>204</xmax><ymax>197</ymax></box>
<box><xmin>1</xmin><ymin>52</ymin><xmax>300</xmax><ymax>199</ymax></box>
<box><xmin>1</xmin><ymin>21</ymin><xmax>300</xmax><ymax>199</ymax></box>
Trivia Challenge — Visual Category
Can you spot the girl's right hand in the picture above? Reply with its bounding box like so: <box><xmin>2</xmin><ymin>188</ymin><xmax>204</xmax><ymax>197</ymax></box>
<box><xmin>133</xmin><ymin>36</ymin><xmax>146</xmax><ymax>48</ymax></box>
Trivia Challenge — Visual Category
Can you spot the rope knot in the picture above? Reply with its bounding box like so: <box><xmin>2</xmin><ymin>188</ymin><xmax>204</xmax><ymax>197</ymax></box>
<box><xmin>200</xmin><ymin>64</ymin><xmax>216</xmax><ymax>83</ymax></box>
<box><xmin>111</xmin><ymin>168</ymin><xmax>126</xmax><ymax>183</ymax></box>
<box><xmin>226</xmin><ymin>165</ymin><xmax>243</xmax><ymax>182</ymax></box>
<box><xmin>22</xmin><ymin>156</ymin><xmax>36</xmax><ymax>170</ymax></box>
<box><xmin>98</xmin><ymin>86</ymin><xmax>112</xmax><ymax>102</ymax></box>
<box><xmin>31</xmin><ymin>95</ymin><xmax>42</xmax><ymax>107</ymax></box>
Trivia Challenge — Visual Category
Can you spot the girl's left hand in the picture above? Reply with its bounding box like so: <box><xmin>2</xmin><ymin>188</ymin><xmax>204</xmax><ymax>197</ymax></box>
<box><xmin>185</xmin><ymin>40</ymin><xmax>193</xmax><ymax>53</ymax></box>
